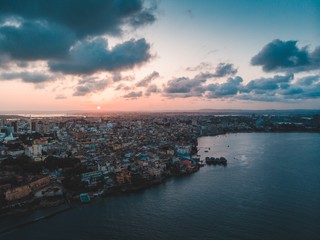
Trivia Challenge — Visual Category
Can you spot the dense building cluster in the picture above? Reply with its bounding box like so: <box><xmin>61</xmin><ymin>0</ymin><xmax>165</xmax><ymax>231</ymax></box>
<box><xmin>0</xmin><ymin>111</ymin><xmax>319</xmax><ymax>214</ymax></box>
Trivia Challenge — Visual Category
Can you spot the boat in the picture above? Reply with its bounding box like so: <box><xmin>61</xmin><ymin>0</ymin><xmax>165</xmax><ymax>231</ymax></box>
<box><xmin>93</xmin><ymin>190</ymin><xmax>104</xmax><ymax>197</ymax></box>
<box><xmin>198</xmin><ymin>160</ymin><xmax>206</xmax><ymax>167</ymax></box>
<box><xmin>79</xmin><ymin>193</ymin><xmax>91</xmax><ymax>203</ymax></box>
<box><xmin>192</xmin><ymin>155</ymin><xmax>200</xmax><ymax>161</ymax></box>
<box><xmin>205</xmin><ymin>156</ymin><xmax>227</xmax><ymax>165</ymax></box>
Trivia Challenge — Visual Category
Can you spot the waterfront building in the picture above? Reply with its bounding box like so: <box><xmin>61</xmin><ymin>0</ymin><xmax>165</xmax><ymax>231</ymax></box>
<box><xmin>29</xmin><ymin>176</ymin><xmax>51</xmax><ymax>191</ymax></box>
<box><xmin>79</xmin><ymin>193</ymin><xmax>91</xmax><ymax>203</ymax></box>
<box><xmin>5</xmin><ymin>185</ymin><xmax>32</xmax><ymax>202</ymax></box>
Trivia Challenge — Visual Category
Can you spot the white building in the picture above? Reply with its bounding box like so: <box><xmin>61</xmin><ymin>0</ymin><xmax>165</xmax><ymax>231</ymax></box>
<box><xmin>25</xmin><ymin>144</ymin><xmax>43</xmax><ymax>159</ymax></box>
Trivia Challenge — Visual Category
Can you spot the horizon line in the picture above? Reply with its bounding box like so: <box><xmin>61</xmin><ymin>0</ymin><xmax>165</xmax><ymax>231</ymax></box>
<box><xmin>1</xmin><ymin>108</ymin><xmax>320</xmax><ymax>114</ymax></box>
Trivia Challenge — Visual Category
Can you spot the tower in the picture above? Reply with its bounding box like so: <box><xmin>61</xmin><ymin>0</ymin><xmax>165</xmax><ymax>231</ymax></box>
<box><xmin>11</xmin><ymin>121</ymin><xmax>18</xmax><ymax>133</ymax></box>
<box><xmin>29</xmin><ymin>115</ymin><xmax>32</xmax><ymax>133</ymax></box>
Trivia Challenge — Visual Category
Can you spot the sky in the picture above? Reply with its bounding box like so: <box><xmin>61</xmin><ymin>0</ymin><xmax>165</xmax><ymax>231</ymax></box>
<box><xmin>0</xmin><ymin>0</ymin><xmax>319</xmax><ymax>112</ymax></box>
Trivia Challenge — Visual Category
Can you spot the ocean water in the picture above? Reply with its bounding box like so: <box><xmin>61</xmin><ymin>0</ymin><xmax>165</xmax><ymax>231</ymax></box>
<box><xmin>1</xmin><ymin>133</ymin><xmax>320</xmax><ymax>240</ymax></box>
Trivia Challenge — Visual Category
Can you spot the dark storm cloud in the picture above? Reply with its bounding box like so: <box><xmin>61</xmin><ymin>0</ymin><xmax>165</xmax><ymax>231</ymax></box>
<box><xmin>49</xmin><ymin>38</ymin><xmax>151</xmax><ymax>74</ymax></box>
<box><xmin>0</xmin><ymin>19</ymin><xmax>75</xmax><ymax>61</ymax></box>
<box><xmin>251</xmin><ymin>39</ymin><xmax>320</xmax><ymax>72</ymax></box>
<box><xmin>123</xmin><ymin>91</ymin><xmax>143</xmax><ymax>98</ymax></box>
<box><xmin>136</xmin><ymin>71</ymin><xmax>159</xmax><ymax>87</ymax></box>
<box><xmin>0</xmin><ymin>0</ymin><xmax>156</xmax><ymax>38</ymax></box>
<box><xmin>73</xmin><ymin>77</ymin><xmax>109</xmax><ymax>96</ymax></box>
<box><xmin>0</xmin><ymin>0</ymin><xmax>156</xmax><ymax>76</ymax></box>
<box><xmin>0</xmin><ymin>71</ymin><xmax>53</xmax><ymax>83</ymax></box>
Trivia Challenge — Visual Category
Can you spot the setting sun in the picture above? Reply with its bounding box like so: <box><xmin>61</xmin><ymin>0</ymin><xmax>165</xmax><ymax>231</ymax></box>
<box><xmin>97</xmin><ymin>106</ymin><xmax>101</xmax><ymax>110</ymax></box>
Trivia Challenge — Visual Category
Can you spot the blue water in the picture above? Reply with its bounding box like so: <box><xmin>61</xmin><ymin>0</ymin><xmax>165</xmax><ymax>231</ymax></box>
<box><xmin>1</xmin><ymin>133</ymin><xmax>320</xmax><ymax>240</ymax></box>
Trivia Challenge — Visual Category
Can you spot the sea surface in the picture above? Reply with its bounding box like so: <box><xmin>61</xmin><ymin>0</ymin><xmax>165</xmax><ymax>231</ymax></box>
<box><xmin>1</xmin><ymin>132</ymin><xmax>320</xmax><ymax>240</ymax></box>
<box><xmin>1</xmin><ymin>113</ymin><xmax>83</xmax><ymax>118</ymax></box>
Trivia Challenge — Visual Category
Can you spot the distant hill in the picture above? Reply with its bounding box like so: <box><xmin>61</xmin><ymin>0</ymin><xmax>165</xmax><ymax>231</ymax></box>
<box><xmin>197</xmin><ymin>109</ymin><xmax>320</xmax><ymax>115</ymax></box>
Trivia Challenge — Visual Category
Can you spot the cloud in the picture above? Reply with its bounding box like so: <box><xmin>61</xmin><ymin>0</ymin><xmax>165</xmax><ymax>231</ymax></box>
<box><xmin>242</xmin><ymin>74</ymin><xmax>294</xmax><ymax>93</ymax></box>
<box><xmin>186</xmin><ymin>62</ymin><xmax>212</xmax><ymax>71</ymax></box>
<box><xmin>301</xmin><ymin>84</ymin><xmax>320</xmax><ymax>98</ymax></box>
<box><xmin>237</xmin><ymin>94</ymin><xmax>281</xmax><ymax>102</ymax></box>
<box><xmin>0</xmin><ymin>0</ymin><xmax>156</xmax><ymax>38</ymax></box>
<box><xmin>207</xmin><ymin>49</ymin><xmax>218</xmax><ymax>55</ymax></box>
<box><xmin>163</xmin><ymin>72</ymin><xmax>241</xmax><ymax>99</ymax></box>
<box><xmin>55</xmin><ymin>94</ymin><xmax>67</xmax><ymax>99</ymax></box>
<box><xmin>280</xmin><ymin>87</ymin><xmax>304</xmax><ymax>96</ymax></box>
<box><xmin>238</xmin><ymin>74</ymin><xmax>320</xmax><ymax>102</ymax></box>
<box><xmin>251</xmin><ymin>39</ymin><xmax>320</xmax><ymax>72</ymax></box>
<box><xmin>115</xmin><ymin>83</ymin><xmax>132</xmax><ymax>91</ymax></box>
<box><xmin>206</xmin><ymin>76</ymin><xmax>243</xmax><ymax>98</ymax></box>
<box><xmin>129</xmin><ymin>9</ymin><xmax>156</xmax><ymax>28</ymax></box>
<box><xmin>164</xmin><ymin>77</ymin><xmax>206</xmax><ymax>95</ymax></box>
<box><xmin>162</xmin><ymin>70</ymin><xmax>320</xmax><ymax>102</ymax></box>
<box><xmin>0</xmin><ymin>71</ymin><xmax>53</xmax><ymax>83</ymax></box>
<box><xmin>284</xmin><ymin>75</ymin><xmax>320</xmax><ymax>99</ymax></box>
<box><xmin>123</xmin><ymin>91</ymin><xmax>143</xmax><ymax>99</ymax></box>
<box><xmin>136</xmin><ymin>71</ymin><xmax>159</xmax><ymax>87</ymax></box>
<box><xmin>187</xmin><ymin>62</ymin><xmax>237</xmax><ymax>78</ymax></box>
<box><xmin>295</xmin><ymin>75</ymin><xmax>320</xmax><ymax>86</ymax></box>
<box><xmin>145</xmin><ymin>84</ymin><xmax>161</xmax><ymax>96</ymax></box>
<box><xmin>213</xmin><ymin>63</ymin><xmax>238</xmax><ymax>77</ymax></box>
<box><xmin>113</xmin><ymin>72</ymin><xmax>135</xmax><ymax>82</ymax></box>
<box><xmin>0</xmin><ymin>19</ymin><xmax>76</xmax><ymax>61</ymax></box>
<box><xmin>113</xmin><ymin>72</ymin><xmax>122</xmax><ymax>82</ymax></box>
<box><xmin>73</xmin><ymin>77</ymin><xmax>109</xmax><ymax>96</ymax></box>
<box><xmin>239</xmin><ymin>82</ymin><xmax>320</xmax><ymax>102</ymax></box>
<box><xmin>184</xmin><ymin>9</ymin><xmax>194</xmax><ymax>19</ymax></box>
<box><xmin>0</xmin><ymin>0</ymin><xmax>156</xmax><ymax>79</ymax></box>
<box><xmin>310</xmin><ymin>46</ymin><xmax>320</xmax><ymax>66</ymax></box>
<box><xmin>0</xmin><ymin>54</ymin><xmax>11</xmax><ymax>67</ymax></box>
<box><xmin>49</xmin><ymin>38</ymin><xmax>151</xmax><ymax>74</ymax></box>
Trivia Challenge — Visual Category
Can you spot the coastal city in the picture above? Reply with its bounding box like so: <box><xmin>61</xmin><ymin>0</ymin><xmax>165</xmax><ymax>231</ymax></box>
<box><xmin>0</xmin><ymin>0</ymin><xmax>319</xmax><ymax>238</ymax></box>
<box><xmin>1</xmin><ymin>111</ymin><xmax>319</xmax><ymax>216</ymax></box>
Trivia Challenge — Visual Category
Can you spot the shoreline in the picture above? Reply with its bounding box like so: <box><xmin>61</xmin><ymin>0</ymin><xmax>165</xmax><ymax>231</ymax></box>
<box><xmin>0</xmin><ymin>204</ymin><xmax>72</xmax><ymax>235</ymax></box>
<box><xmin>1</xmin><ymin>130</ymin><xmax>319</xmax><ymax>220</ymax></box>
<box><xmin>0</xmin><ymin>171</ymin><xmax>199</xmax><ymax>234</ymax></box>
